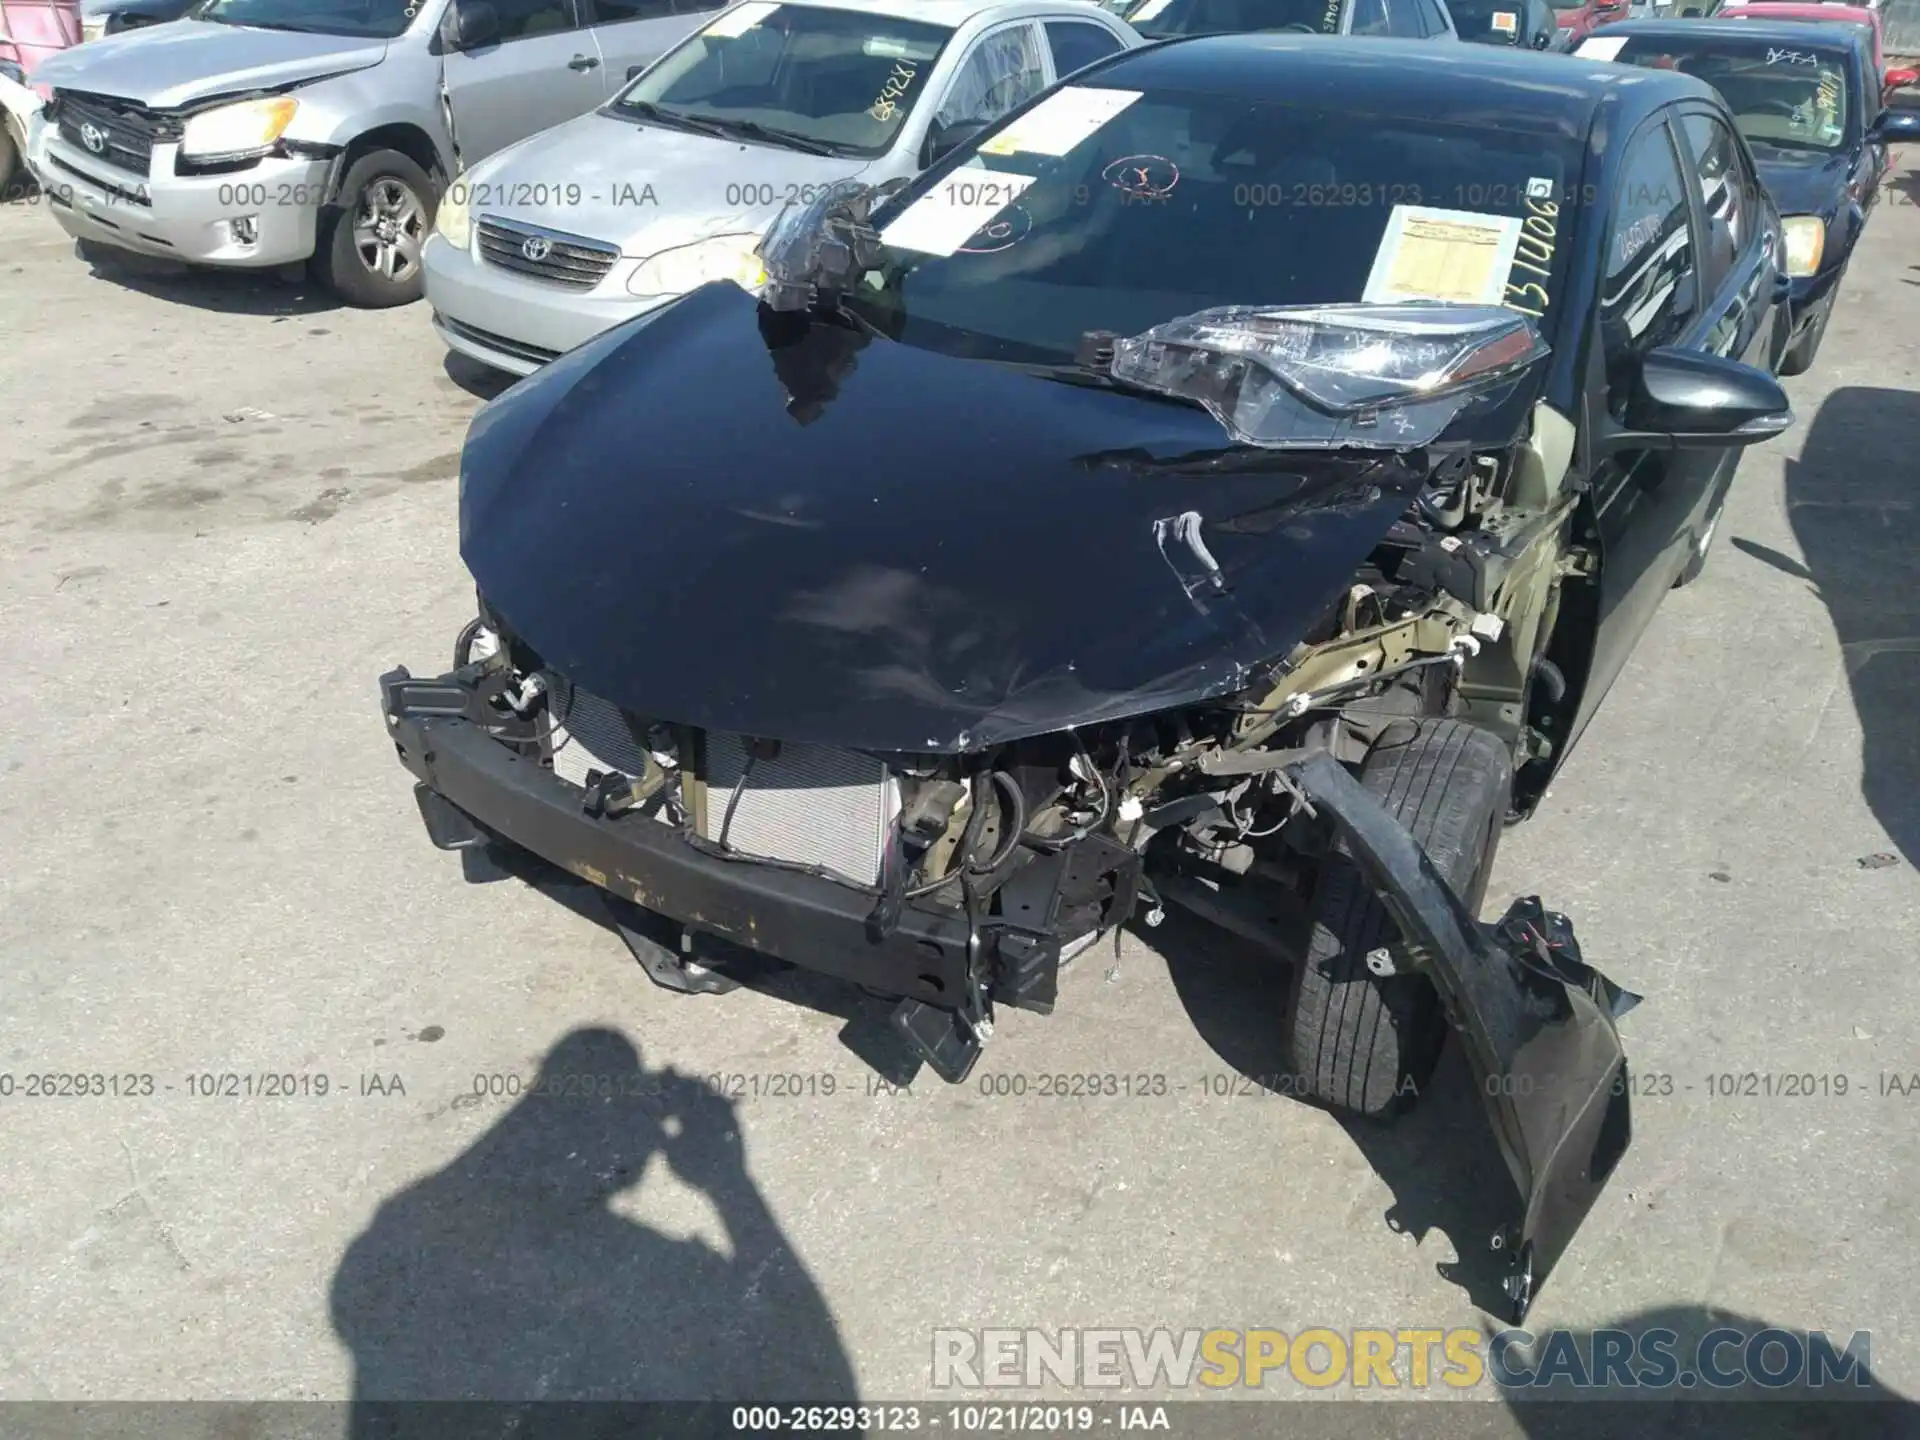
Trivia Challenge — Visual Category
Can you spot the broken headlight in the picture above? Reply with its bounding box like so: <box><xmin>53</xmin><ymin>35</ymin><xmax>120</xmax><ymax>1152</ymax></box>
<box><xmin>1109</xmin><ymin>304</ymin><xmax>1549</xmax><ymax>451</ymax></box>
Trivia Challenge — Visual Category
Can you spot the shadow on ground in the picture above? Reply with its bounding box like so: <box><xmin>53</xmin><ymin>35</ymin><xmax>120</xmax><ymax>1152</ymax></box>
<box><xmin>1157</xmin><ymin>907</ymin><xmax>1519</xmax><ymax>1317</ymax></box>
<box><xmin>70</xmin><ymin>238</ymin><xmax>341</xmax><ymax>317</ymax></box>
<box><xmin>442</xmin><ymin>349</ymin><xmax>521</xmax><ymax>402</ymax></box>
<box><xmin>1734</xmin><ymin>385</ymin><xmax>1920</xmax><ymax>867</ymax></box>
<box><xmin>330</xmin><ymin>1026</ymin><xmax>860</xmax><ymax>1435</ymax></box>
<box><xmin>1497</xmin><ymin>1303</ymin><xmax>1916</xmax><ymax>1439</ymax></box>
<box><xmin>461</xmin><ymin>841</ymin><xmax>924</xmax><ymax>1082</ymax></box>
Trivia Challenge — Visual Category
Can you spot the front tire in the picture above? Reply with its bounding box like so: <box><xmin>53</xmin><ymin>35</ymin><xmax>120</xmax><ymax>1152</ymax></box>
<box><xmin>1284</xmin><ymin>719</ymin><xmax>1512</xmax><ymax>1118</ymax></box>
<box><xmin>312</xmin><ymin>149</ymin><xmax>436</xmax><ymax>308</ymax></box>
<box><xmin>0</xmin><ymin>113</ymin><xmax>22</xmax><ymax>197</ymax></box>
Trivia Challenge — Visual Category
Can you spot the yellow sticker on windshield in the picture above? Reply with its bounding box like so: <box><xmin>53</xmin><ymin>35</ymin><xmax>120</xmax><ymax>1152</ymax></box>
<box><xmin>979</xmin><ymin>87</ymin><xmax>1144</xmax><ymax>157</ymax></box>
<box><xmin>1363</xmin><ymin>206</ymin><xmax>1524</xmax><ymax>306</ymax></box>
<box><xmin>704</xmin><ymin>2</ymin><xmax>777</xmax><ymax>39</ymax></box>
<box><xmin>1492</xmin><ymin>10</ymin><xmax>1518</xmax><ymax>30</ymax></box>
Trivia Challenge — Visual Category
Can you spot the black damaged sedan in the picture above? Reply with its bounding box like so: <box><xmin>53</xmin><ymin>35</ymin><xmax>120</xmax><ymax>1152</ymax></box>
<box><xmin>381</xmin><ymin>38</ymin><xmax>1793</xmax><ymax>1316</ymax></box>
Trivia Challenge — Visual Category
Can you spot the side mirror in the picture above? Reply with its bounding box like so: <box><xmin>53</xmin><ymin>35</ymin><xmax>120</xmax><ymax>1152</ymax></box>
<box><xmin>922</xmin><ymin>118</ymin><xmax>989</xmax><ymax>168</ymax></box>
<box><xmin>1604</xmin><ymin>347</ymin><xmax>1792</xmax><ymax>454</ymax></box>
<box><xmin>452</xmin><ymin>0</ymin><xmax>499</xmax><ymax>50</ymax></box>
<box><xmin>1870</xmin><ymin>106</ymin><xmax>1920</xmax><ymax>141</ymax></box>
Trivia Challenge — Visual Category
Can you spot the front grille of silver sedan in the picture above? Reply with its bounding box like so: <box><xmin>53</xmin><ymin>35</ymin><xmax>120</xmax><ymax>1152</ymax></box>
<box><xmin>476</xmin><ymin>215</ymin><xmax>620</xmax><ymax>290</ymax></box>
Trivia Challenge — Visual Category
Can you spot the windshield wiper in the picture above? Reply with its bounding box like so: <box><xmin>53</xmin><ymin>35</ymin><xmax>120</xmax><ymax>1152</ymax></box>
<box><xmin>614</xmin><ymin>100</ymin><xmax>734</xmax><ymax>139</ymax></box>
<box><xmin>700</xmin><ymin>116</ymin><xmax>841</xmax><ymax>156</ymax></box>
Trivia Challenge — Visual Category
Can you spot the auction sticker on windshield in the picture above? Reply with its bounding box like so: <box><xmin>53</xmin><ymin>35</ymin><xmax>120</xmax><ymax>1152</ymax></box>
<box><xmin>704</xmin><ymin>1</ymin><xmax>778</xmax><ymax>38</ymax></box>
<box><xmin>979</xmin><ymin>88</ymin><xmax>1143</xmax><ymax>158</ymax></box>
<box><xmin>1575</xmin><ymin>35</ymin><xmax>1628</xmax><ymax>60</ymax></box>
<box><xmin>880</xmin><ymin>171</ymin><xmax>1038</xmax><ymax>255</ymax></box>
<box><xmin>1362</xmin><ymin>206</ymin><xmax>1524</xmax><ymax>306</ymax></box>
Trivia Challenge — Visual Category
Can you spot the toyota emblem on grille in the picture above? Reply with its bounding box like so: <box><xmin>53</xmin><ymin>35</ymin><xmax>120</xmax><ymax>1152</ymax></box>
<box><xmin>521</xmin><ymin>236</ymin><xmax>552</xmax><ymax>263</ymax></box>
<box><xmin>79</xmin><ymin>122</ymin><xmax>109</xmax><ymax>154</ymax></box>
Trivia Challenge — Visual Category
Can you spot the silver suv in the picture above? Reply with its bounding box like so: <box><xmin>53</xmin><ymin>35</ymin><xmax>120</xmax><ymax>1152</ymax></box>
<box><xmin>24</xmin><ymin>0</ymin><xmax>730</xmax><ymax>304</ymax></box>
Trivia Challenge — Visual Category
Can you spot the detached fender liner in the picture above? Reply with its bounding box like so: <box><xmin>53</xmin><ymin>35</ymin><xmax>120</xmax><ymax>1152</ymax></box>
<box><xmin>1284</xmin><ymin>751</ymin><xmax>1639</xmax><ymax>1322</ymax></box>
<box><xmin>381</xmin><ymin>671</ymin><xmax>979</xmax><ymax>1009</ymax></box>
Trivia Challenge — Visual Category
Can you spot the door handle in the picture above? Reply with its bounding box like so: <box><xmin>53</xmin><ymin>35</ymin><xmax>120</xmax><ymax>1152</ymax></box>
<box><xmin>568</xmin><ymin>53</ymin><xmax>600</xmax><ymax>70</ymax></box>
<box><xmin>1771</xmin><ymin>271</ymin><xmax>1791</xmax><ymax>304</ymax></box>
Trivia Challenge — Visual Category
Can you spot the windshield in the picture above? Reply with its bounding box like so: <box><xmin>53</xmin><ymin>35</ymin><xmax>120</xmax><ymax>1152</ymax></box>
<box><xmin>193</xmin><ymin>0</ymin><xmax>413</xmax><ymax>38</ymax></box>
<box><xmin>842</xmin><ymin>87</ymin><xmax>1581</xmax><ymax>368</ymax></box>
<box><xmin>613</xmin><ymin>3</ymin><xmax>954</xmax><ymax>159</ymax></box>
<box><xmin>1611</xmin><ymin>36</ymin><xmax>1854</xmax><ymax>150</ymax></box>
<box><xmin>1118</xmin><ymin>0</ymin><xmax>1342</xmax><ymax>40</ymax></box>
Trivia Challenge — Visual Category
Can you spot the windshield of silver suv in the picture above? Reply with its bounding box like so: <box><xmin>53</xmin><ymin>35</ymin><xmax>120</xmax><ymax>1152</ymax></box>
<box><xmin>190</xmin><ymin>0</ymin><xmax>417</xmax><ymax>38</ymax></box>
<box><xmin>611</xmin><ymin>4</ymin><xmax>956</xmax><ymax>159</ymax></box>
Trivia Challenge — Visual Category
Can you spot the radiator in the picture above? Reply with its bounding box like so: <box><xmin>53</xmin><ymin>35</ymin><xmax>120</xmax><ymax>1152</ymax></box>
<box><xmin>545</xmin><ymin>675</ymin><xmax>897</xmax><ymax>887</ymax></box>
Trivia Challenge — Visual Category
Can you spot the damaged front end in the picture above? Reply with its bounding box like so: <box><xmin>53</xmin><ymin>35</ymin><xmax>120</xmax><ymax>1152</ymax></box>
<box><xmin>384</xmin><ymin>248</ymin><xmax>1641</xmax><ymax>1316</ymax></box>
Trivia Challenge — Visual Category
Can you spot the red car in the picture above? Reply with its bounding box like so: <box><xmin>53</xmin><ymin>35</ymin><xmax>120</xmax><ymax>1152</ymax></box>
<box><xmin>1550</xmin><ymin>0</ymin><xmax>1630</xmax><ymax>49</ymax></box>
<box><xmin>1719</xmin><ymin>2</ymin><xmax>1918</xmax><ymax>99</ymax></box>
<box><xmin>0</xmin><ymin>0</ymin><xmax>79</xmax><ymax>191</ymax></box>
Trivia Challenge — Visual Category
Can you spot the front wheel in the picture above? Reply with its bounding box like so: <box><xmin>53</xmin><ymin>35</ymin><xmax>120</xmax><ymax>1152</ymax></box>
<box><xmin>312</xmin><ymin>149</ymin><xmax>436</xmax><ymax>308</ymax></box>
<box><xmin>0</xmin><ymin>111</ymin><xmax>24</xmax><ymax>196</ymax></box>
<box><xmin>1283</xmin><ymin>719</ymin><xmax>1512</xmax><ymax>1118</ymax></box>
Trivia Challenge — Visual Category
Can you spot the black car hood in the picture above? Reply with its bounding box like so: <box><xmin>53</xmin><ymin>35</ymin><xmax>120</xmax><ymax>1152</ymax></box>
<box><xmin>459</xmin><ymin>284</ymin><xmax>1463</xmax><ymax>754</ymax></box>
<box><xmin>1749</xmin><ymin>145</ymin><xmax>1850</xmax><ymax>220</ymax></box>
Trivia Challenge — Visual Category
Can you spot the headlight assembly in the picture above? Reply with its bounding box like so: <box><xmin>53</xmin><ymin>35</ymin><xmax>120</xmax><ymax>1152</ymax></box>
<box><xmin>179</xmin><ymin>96</ymin><xmax>298</xmax><ymax>162</ymax></box>
<box><xmin>1781</xmin><ymin>215</ymin><xmax>1826</xmax><ymax>278</ymax></box>
<box><xmin>435</xmin><ymin>178</ymin><xmax>471</xmax><ymax>250</ymax></box>
<box><xmin>627</xmin><ymin>234</ymin><xmax>766</xmax><ymax>298</ymax></box>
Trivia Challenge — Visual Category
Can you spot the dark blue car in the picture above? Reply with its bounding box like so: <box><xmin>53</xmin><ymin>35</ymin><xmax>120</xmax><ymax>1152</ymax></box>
<box><xmin>1587</xmin><ymin>17</ymin><xmax>1920</xmax><ymax>372</ymax></box>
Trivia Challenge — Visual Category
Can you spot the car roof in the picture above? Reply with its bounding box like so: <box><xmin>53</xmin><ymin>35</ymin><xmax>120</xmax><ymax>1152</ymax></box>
<box><xmin>1086</xmin><ymin>33</ymin><xmax>1717</xmax><ymax>121</ymax></box>
<box><xmin>787</xmin><ymin>0</ymin><xmax>1119</xmax><ymax>24</ymax></box>
<box><xmin>1598</xmin><ymin>14</ymin><xmax>1864</xmax><ymax>44</ymax></box>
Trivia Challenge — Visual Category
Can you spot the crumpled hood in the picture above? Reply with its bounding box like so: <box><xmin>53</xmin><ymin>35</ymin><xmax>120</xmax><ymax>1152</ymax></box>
<box><xmin>1750</xmin><ymin>145</ymin><xmax>1850</xmax><ymax>220</ymax></box>
<box><xmin>31</xmin><ymin>18</ymin><xmax>384</xmax><ymax>108</ymax></box>
<box><xmin>474</xmin><ymin>111</ymin><xmax>875</xmax><ymax>255</ymax></box>
<box><xmin>459</xmin><ymin>284</ymin><xmax>1437</xmax><ymax>753</ymax></box>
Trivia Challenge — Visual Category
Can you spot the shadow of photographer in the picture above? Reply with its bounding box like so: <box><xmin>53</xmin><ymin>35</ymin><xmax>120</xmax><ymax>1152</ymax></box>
<box><xmin>330</xmin><ymin>1027</ymin><xmax>858</xmax><ymax>1435</ymax></box>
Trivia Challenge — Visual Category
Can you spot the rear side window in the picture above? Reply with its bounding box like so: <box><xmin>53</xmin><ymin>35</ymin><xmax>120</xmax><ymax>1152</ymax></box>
<box><xmin>493</xmin><ymin>0</ymin><xmax>578</xmax><ymax>39</ymax></box>
<box><xmin>1045</xmin><ymin>20</ymin><xmax>1125</xmax><ymax>75</ymax></box>
<box><xmin>1351</xmin><ymin>0</ymin><xmax>1391</xmax><ymax>31</ymax></box>
<box><xmin>1600</xmin><ymin>120</ymin><xmax>1697</xmax><ymax>409</ymax></box>
<box><xmin>1385</xmin><ymin>0</ymin><xmax>1428</xmax><ymax>31</ymax></box>
<box><xmin>1680</xmin><ymin>110</ymin><xmax>1756</xmax><ymax>290</ymax></box>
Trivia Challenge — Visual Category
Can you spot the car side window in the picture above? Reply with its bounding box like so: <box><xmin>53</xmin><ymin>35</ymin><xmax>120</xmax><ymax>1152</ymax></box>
<box><xmin>491</xmin><ymin>0</ymin><xmax>578</xmax><ymax>39</ymax></box>
<box><xmin>1384</xmin><ymin>0</ymin><xmax>1426</xmax><ymax>32</ymax></box>
<box><xmin>1045</xmin><ymin>20</ymin><xmax>1125</xmax><ymax>77</ymax></box>
<box><xmin>935</xmin><ymin>24</ymin><xmax>1048</xmax><ymax>129</ymax></box>
<box><xmin>1600</xmin><ymin>120</ymin><xmax>1697</xmax><ymax>414</ymax></box>
<box><xmin>1418</xmin><ymin>0</ymin><xmax>1451</xmax><ymax>31</ymax></box>
<box><xmin>1350</xmin><ymin>0</ymin><xmax>1392</xmax><ymax>33</ymax></box>
<box><xmin>1679</xmin><ymin>111</ymin><xmax>1754</xmax><ymax>293</ymax></box>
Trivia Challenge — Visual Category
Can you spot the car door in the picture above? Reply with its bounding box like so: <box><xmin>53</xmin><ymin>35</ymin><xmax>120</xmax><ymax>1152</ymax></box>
<box><xmin>921</xmin><ymin>20</ymin><xmax>1049</xmax><ymax>163</ymax></box>
<box><xmin>1041</xmin><ymin>15</ymin><xmax>1130</xmax><ymax>81</ymax></box>
<box><xmin>583</xmin><ymin>0</ymin><xmax>723</xmax><ymax>93</ymax></box>
<box><xmin>1571</xmin><ymin>110</ymin><xmax>1723</xmax><ymax>739</ymax></box>
<box><xmin>441</xmin><ymin>0</ymin><xmax>606</xmax><ymax>166</ymax></box>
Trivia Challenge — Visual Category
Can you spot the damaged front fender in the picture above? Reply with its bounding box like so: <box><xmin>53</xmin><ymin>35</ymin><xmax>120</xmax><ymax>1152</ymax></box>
<box><xmin>1285</xmin><ymin>751</ymin><xmax>1639</xmax><ymax>1322</ymax></box>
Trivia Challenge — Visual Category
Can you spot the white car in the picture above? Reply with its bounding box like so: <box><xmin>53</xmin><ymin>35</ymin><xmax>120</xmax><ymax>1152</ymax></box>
<box><xmin>423</xmin><ymin>0</ymin><xmax>1142</xmax><ymax>376</ymax></box>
